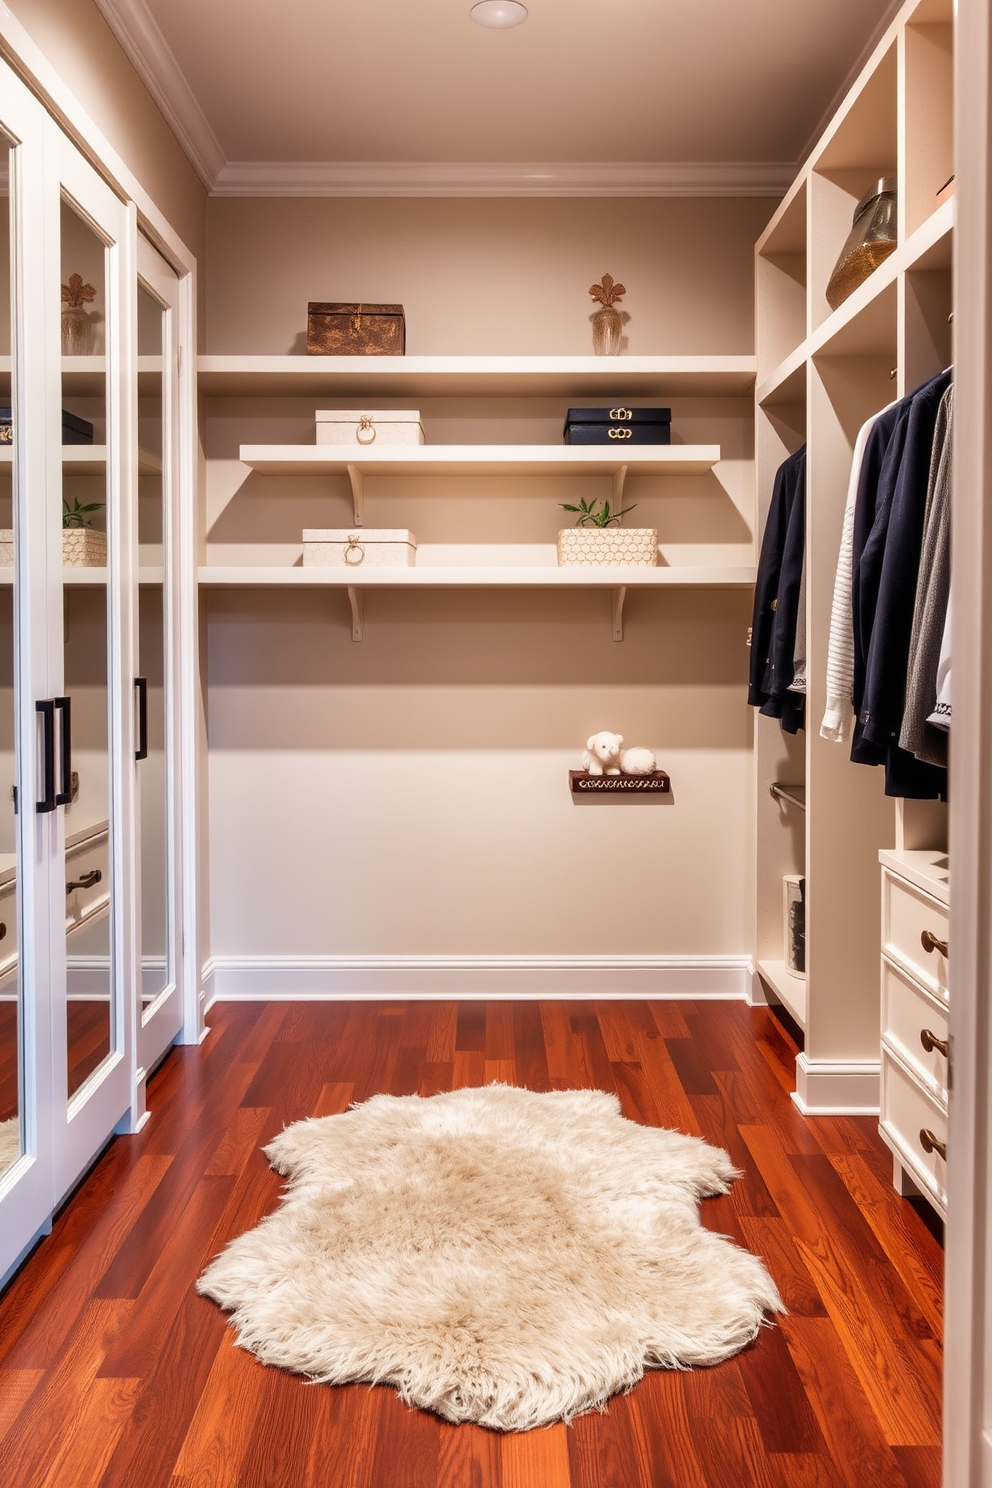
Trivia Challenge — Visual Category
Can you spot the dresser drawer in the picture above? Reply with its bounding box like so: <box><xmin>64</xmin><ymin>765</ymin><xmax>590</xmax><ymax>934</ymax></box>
<box><xmin>879</xmin><ymin>1050</ymin><xmax>947</xmax><ymax>1211</ymax></box>
<box><xmin>882</xmin><ymin>870</ymin><xmax>949</xmax><ymax>1001</ymax></box>
<box><xmin>880</xmin><ymin>957</ymin><xmax>949</xmax><ymax>1103</ymax></box>
<box><xmin>65</xmin><ymin>824</ymin><xmax>110</xmax><ymax>933</ymax></box>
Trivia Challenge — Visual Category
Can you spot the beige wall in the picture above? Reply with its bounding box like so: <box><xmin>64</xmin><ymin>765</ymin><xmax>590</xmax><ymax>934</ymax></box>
<box><xmin>205</xmin><ymin>196</ymin><xmax>775</xmax><ymax>356</ymax></box>
<box><xmin>203</xmin><ymin>192</ymin><xmax>762</xmax><ymax>967</ymax></box>
<box><xmin>205</xmin><ymin>586</ymin><xmax>754</xmax><ymax>961</ymax></box>
<box><xmin>6</xmin><ymin>0</ymin><xmax>206</xmax><ymax>272</ymax></box>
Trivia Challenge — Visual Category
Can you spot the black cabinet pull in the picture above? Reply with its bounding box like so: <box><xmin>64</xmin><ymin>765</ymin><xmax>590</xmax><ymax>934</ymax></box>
<box><xmin>135</xmin><ymin>676</ymin><xmax>147</xmax><ymax>761</ymax></box>
<box><xmin>36</xmin><ymin>700</ymin><xmax>55</xmax><ymax>813</ymax></box>
<box><xmin>66</xmin><ymin>869</ymin><xmax>101</xmax><ymax>894</ymax></box>
<box><xmin>54</xmin><ymin>696</ymin><xmax>71</xmax><ymax>806</ymax></box>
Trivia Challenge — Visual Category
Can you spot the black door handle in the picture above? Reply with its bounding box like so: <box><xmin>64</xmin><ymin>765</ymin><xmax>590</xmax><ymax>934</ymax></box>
<box><xmin>55</xmin><ymin>695</ymin><xmax>71</xmax><ymax>806</ymax></box>
<box><xmin>36</xmin><ymin>699</ymin><xmax>55</xmax><ymax>813</ymax></box>
<box><xmin>135</xmin><ymin>676</ymin><xmax>147</xmax><ymax>761</ymax></box>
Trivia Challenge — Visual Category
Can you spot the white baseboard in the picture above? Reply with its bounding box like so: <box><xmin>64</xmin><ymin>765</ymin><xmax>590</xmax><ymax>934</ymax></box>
<box><xmin>202</xmin><ymin>954</ymin><xmax>751</xmax><ymax>1004</ymax></box>
<box><xmin>792</xmin><ymin>1053</ymin><xmax>881</xmax><ymax>1115</ymax></box>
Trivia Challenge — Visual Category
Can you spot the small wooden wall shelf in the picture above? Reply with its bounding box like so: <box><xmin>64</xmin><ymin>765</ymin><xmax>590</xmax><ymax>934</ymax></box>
<box><xmin>569</xmin><ymin>770</ymin><xmax>671</xmax><ymax>794</ymax></box>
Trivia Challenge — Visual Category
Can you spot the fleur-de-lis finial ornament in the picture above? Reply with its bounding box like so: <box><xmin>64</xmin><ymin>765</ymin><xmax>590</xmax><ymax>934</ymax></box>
<box><xmin>589</xmin><ymin>275</ymin><xmax>626</xmax><ymax>354</ymax></box>
<box><xmin>589</xmin><ymin>274</ymin><xmax>626</xmax><ymax>307</ymax></box>
<box><xmin>61</xmin><ymin>273</ymin><xmax>96</xmax><ymax>309</ymax></box>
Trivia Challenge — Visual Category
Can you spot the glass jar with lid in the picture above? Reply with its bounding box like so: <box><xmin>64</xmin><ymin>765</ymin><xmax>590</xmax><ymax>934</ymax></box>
<box><xmin>825</xmin><ymin>178</ymin><xmax>897</xmax><ymax>311</ymax></box>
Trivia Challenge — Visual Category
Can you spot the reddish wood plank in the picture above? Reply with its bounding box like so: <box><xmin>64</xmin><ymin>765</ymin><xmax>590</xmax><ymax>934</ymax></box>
<box><xmin>455</xmin><ymin>1003</ymin><xmax>486</xmax><ymax>1053</ymax></box>
<box><xmin>169</xmin><ymin>1336</ymin><xmax>268</xmax><ymax>1488</ymax></box>
<box><xmin>369</xmin><ymin>1387</ymin><xmax>440</xmax><ymax>1488</ymax></box>
<box><xmin>502</xmin><ymin>1421</ymin><xmax>571</xmax><ymax>1488</ymax></box>
<box><xmin>829</xmin><ymin>1151</ymin><xmax>943</xmax><ymax>1336</ymax></box>
<box><xmin>511</xmin><ymin>1002</ymin><xmax>552</xmax><ymax>1091</ymax></box>
<box><xmin>739</xmin><ymin>1216</ymin><xmax>828</xmax><ymax>1319</ymax></box>
<box><xmin>782</xmin><ymin>1315</ymin><xmax>917</xmax><ymax>1488</ymax></box>
<box><xmin>567</xmin><ymin>1390</ymin><xmax>652</xmax><ymax>1488</ymax></box>
<box><xmin>437</xmin><ymin>1420</ymin><xmax>502</xmax><ymax>1488</ymax></box>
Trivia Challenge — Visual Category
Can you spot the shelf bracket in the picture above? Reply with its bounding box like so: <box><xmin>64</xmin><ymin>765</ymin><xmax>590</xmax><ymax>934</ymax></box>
<box><xmin>347</xmin><ymin>585</ymin><xmax>364</xmax><ymax>642</ymax></box>
<box><xmin>347</xmin><ymin>464</ymin><xmax>365</xmax><ymax>527</ymax></box>
<box><xmin>613</xmin><ymin>462</ymin><xmax>628</xmax><ymax>510</ymax></box>
<box><xmin>612</xmin><ymin>585</ymin><xmax>627</xmax><ymax>643</ymax></box>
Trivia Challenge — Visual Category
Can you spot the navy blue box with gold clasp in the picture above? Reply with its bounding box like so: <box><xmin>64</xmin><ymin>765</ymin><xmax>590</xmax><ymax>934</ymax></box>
<box><xmin>563</xmin><ymin>406</ymin><xmax>671</xmax><ymax>445</ymax></box>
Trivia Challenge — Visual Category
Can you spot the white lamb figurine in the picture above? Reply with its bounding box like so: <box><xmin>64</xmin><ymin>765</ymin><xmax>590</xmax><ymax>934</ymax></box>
<box><xmin>582</xmin><ymin>731</ymin><xmax>624</xmax><ymax>776</ymax></box>
<box><xmin>620</xmin><ymin>745</ymin><xmax>657</xmax><ymax>776</ymax></box>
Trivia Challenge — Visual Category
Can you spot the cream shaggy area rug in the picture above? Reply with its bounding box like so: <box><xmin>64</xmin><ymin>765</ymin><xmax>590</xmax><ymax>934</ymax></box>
<box><xmin>0</xmin><ymin>1116</ymin><xmax>19</xmax><ymax>1171</ymax></box>
<box><xmin>198</xmin><ymin>1085</ymin><xmax>782</xmax><ymax>1430</ymax></box>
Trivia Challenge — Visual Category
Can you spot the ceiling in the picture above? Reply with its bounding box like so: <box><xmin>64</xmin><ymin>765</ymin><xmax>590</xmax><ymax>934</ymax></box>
<box><xmin>95</xmin><ymin>0</ymin><xmax>901</xmax><ymax>195</ymax></box>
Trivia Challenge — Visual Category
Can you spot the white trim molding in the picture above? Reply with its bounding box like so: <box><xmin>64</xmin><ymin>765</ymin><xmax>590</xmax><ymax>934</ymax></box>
<box><xmin>92</xmin><ymin>0</ymin><xmax>225</xmax><ymax>187</ymax></box>
<box><xmin>210</xmin><ymin>160</ymin><xmax>793</xmax><ymax>199</ymax></box>
<box><xmin>792</xmin><ymin>1054</ymin><xmax>881</xmax><ymax>1116</ymax></box>
<box><xmin>202</xmin><ymin>954</ymin><xmax>751</xmax><ymax>1004</ymax></box>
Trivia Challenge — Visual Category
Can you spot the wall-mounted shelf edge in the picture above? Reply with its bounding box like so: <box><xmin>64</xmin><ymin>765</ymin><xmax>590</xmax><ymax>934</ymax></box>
<box><xmin>197</xmin><ymin>354</ymin><xmax>757</xmax><ymax>399</ymax></box>
<box><xmin>237</xmin><ymin>444</ymin><xmax>722</xmax><ymax>479</ymax></box>
<box><xmin>196</xmin><ymin>564</ymin><xmax>756</xmax><ymax>589</ymax></box>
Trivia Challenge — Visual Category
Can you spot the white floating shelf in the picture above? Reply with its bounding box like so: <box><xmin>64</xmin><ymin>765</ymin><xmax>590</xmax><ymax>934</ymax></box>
<box><xmin>0</xmin><ymin>445</ymin><xmax>161</xmax><ymax>475</ymax></box>
<box><xmin>200</xmin><ymin>355</ymin><xmax>756</xmax><ymax>399</ymax></box>
<box><xmin>198</xmin><ymin>564</ymin><xmax>755</xmax><ymax>589</ymax></box>
<box><xmin>238</xmin><ymin>443</ymin><xmax>721</xmax><ymax>478</ymax></box>
<box><xmin>239</xmin><ymin>442</ymin><xmax>721</xmax><ymax>521</ymax></box>
<box><xmin>0</xmin><ymin>566</ymin><xmax>163</xmax><ymax>586</ymax></box>
<box><xmin>199</xmin><ymin>561</ymin><xmax>755</xmax><ymax>641</ymax></box>
<box><xmin>63</xmin><ymin>447</ymin><xmax>161</xmax><ymax>476</ymax></box>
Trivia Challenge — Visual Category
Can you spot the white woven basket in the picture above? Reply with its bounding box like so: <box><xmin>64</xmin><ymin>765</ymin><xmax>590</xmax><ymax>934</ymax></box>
<box><xmin>556</xmin><ymin>527</ymin><xmax>658</xmax><ymax>567</ymax></box>
<box><xmin>62</xmin><ymin>528</ymin><xmax>107</xmax><ymax>567</ymax></box>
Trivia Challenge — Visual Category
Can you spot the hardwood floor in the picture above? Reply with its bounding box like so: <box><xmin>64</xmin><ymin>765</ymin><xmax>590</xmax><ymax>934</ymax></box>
<box><xmin>0</xmin><ymin>1000</ymin><xmax>943</xmax><ymax>1487</ymax></box>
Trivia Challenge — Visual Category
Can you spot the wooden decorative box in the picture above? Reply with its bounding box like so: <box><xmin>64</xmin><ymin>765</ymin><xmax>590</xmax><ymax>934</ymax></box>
<box><xmin>306</xmin><ymin>303</ymin><xmax>406</xmax><ymax>356</ymax></box>
<box><xmin>569</xmin><ymin>770</ymin><xmax>671</xmax><ymax>794</ymax></box>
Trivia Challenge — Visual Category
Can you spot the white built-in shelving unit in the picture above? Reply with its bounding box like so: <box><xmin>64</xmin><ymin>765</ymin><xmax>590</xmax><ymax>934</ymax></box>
<box><xmin>753</xmin><ymin>0</ymin><xmax>953</xmax><ymax>1114</ymax></box>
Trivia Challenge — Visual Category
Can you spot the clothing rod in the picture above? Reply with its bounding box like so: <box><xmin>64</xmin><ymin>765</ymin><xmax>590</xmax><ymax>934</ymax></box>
<box><xmin>769</xmin><ymin>781</ymin><xmax>806</xmax><ymax>812</ymax></box>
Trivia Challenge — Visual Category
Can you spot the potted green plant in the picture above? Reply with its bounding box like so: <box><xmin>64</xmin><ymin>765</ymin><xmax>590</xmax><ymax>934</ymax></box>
<box><xmin>62</xmin><ymin>495</ymin><xmax>106</xmax><ymax>567</ymax></box>
<box><xmin>556</xmin><ymin>497</ymin><xmax>658</xmax><ymax>567</ymax></box>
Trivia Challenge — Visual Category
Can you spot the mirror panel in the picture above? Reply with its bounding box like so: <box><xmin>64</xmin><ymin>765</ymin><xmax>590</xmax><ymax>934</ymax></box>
<box><xmin>60</xmin><ymin>195</ymin><xmax>114</xmax><ymax>1100</ymax></box>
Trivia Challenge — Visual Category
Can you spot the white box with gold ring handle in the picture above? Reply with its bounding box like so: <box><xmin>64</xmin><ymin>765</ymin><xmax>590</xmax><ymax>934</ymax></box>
<box><xmin>302</xmin><ymin>529</ymin><xmax>418</xmax><ymax>567</ymax></box>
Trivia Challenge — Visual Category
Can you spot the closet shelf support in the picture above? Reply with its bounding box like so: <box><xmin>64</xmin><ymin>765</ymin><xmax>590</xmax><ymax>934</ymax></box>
<box><xmin>612</xmin><ymin>462</ymin><xmax>628</xmax><ymax>509</ymax></box>
<box><xmin>347</xmin><ymin>585</ymin><xmax>364</xmax><ymax>641</ymax></box>
<box><xmin>612</xmin><ymin>586</ymin><xmax>627</xmax><ymax>642</ymax></box>
<box><xmin>347</xmin><ymin>464</ymin><xmax>365</xmax><ymax>526</ymax></box>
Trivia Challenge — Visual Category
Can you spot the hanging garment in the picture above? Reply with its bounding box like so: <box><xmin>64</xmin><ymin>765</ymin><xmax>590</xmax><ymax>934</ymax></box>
<box><xmin>927</xmin><ymin>593</ymin><xmax>951</xmax><ymax>732</ymax></box>
<box><xmin>900</xmin><ymin>384</ymin><xmax>953</xmax><ymax>767</ymax></box>
<box><xmin>748</xmin><ymin>446</ymin><xmax>806</xmax><ymax>732</ymax></box>
<box><xmin>852</xmin><ymin>369</ymin><xmax>951</xmax><ymax>798</ymax></box>
<box><xmin>820</xmin><ymin>402</ymin><xmax>898</xmax><ymax>741</ymax></box>
<box><xmin>790</xmin><ymin>554</ymin><xmax>807</xmax><ymax>695</ymax></box>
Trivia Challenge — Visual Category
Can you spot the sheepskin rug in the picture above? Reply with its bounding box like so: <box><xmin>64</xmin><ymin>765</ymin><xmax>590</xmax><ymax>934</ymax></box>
<box><xmin>198</xmin><ymin>1085</ymin><xmax>782</xmax><ymax>1431</ymax></box>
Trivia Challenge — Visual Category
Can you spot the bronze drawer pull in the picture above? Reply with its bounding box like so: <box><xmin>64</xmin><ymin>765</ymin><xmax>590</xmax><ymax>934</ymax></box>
<box><xmin>0</xmin><ymin>922</ymin><xmax>7</xmax><ymax>940</ymax></box>
<box><xmin>920</xmin><ymin>1028</ymin><xmax>949</xmax><ymax>1059</ymax></box>
<box><xmin>920</xmin><ymin>929</ymin><xmax>949</xmax><ymax>957</ymax></box>
<box><xmin>66</xmin><ymin>868</ymin><xmax>101</xmax><ymax>894</ymax></box>
<box><xmin>920</xmin><ymin>1128</ymin><xmax>947</xmax><ymax>1161</ymax></box>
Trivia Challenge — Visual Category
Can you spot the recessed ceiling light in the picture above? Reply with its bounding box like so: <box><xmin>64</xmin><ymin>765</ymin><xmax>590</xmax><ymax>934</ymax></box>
<box><xmin>471</xmin><ymin>1</ymin><xmax>529</xmax><ymax>28</ymax></box>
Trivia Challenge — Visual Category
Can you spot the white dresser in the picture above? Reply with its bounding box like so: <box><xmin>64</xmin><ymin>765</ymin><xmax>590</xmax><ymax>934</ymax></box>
<box><xmin>878</xmin><ymin>849</ymin><xmax>950</xmax><ymax>1218</ymax></box>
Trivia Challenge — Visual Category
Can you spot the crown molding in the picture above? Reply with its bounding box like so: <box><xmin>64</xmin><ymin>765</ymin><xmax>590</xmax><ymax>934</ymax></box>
<box><xmin>210</xmin><ymin>159</ymin><xmax>793</xmax><ymax>198</ymax></box>
<box><xmin>92</xmin><ymin>0</ymin><xmax>225</xmax><ymax>187</ymax></box>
